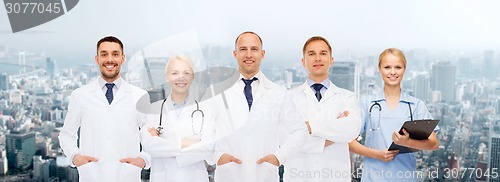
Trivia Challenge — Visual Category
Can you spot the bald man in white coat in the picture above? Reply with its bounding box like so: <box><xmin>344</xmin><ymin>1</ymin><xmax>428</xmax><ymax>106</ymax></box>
<box><xmin>209</xmin><ymin>31</ymin><xmax>308</xmax><ymax>182</ymax></box>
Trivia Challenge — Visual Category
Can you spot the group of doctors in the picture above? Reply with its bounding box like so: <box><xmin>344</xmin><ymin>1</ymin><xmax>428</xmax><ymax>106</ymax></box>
<box><xmin>58</xmin><ymin>32</ymin><xmax>439</xmax><ymax>182</ymax></box>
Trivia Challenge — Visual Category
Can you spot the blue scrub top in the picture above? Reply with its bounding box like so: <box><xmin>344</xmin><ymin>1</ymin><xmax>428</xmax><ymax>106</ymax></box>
<box><xmin>359</xmin><ymin>91</ymin><xmax>439</xmax><ymax>182</ymax></box>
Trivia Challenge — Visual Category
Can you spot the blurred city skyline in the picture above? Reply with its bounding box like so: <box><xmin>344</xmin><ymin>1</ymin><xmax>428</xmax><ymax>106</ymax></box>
<box><xmin>1</xmin><ymin>0</ymin><xmax>500</xmax><ymax>68</ymax></box>
<box><xmin>1</xmin><ymin>1</ymin><xmax>500</xmax><ymax>181</ymax></box>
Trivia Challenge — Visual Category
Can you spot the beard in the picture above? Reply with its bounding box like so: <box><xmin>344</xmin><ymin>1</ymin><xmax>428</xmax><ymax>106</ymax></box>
<box><xmin>101</xmin><ymin>69</ymin><xmax>120</xmax><ymax>80</ymax></box>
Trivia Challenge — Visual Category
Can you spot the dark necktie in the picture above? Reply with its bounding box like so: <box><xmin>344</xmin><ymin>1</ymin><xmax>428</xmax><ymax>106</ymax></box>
<box><xmin>242</xmin><ymin>77</ymin><xmax>258</xmax><ymax>110</ymax></box>
<box><xmin>105</xmin><ymin>83</ymin><xmax>115</xmax><ymax>105</ymax></box>
<box><xmin>312</xmin><ymin>83</ymin><xmax>324</xmax><ymax>102</ymax></box>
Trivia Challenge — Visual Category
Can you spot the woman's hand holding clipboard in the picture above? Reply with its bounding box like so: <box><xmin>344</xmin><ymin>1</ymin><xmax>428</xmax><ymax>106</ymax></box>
<box><xmin>388</xmin><ymin>119</ymin><xmax>440</xmax><ymax>153</ymax></box>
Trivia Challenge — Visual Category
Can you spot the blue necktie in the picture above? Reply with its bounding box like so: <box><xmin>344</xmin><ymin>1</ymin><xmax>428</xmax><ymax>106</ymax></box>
<box><xmin>312</xmin><ymin>83</ymin><xmax>324</xmax><ymax>102</ymax></box>
<box><xmin>242</xmin><ymin>77</ymin><xmax>258</xmax><ymax>110</ymax></box>
<box><xmin>105</xmin><ymin>83</ymin><xmax>115</xmax><ymax>105</ymax></box>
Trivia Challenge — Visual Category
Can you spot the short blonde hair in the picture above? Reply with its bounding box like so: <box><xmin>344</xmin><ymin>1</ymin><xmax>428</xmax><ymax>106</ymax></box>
<box><xmin>165</xmin><ymin>55</ymin><xmax>194</xmax><ymax>74</ymax></box>
<box><xmin>378</xmin><ymin>48</ymin><xmax>407</xmax><ymax>68</ymax></box>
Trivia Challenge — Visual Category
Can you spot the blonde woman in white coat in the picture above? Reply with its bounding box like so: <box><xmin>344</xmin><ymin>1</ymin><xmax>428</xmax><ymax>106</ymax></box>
<box><xmin>141</xmin><ymin>55</ymin><xmax>215</xmax><ymax>182</ymax></box>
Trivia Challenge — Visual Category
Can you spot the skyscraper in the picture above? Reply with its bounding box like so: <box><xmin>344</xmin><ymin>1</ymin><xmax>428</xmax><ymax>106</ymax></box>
<box><xmin>414</xmin><ymin>74</ymin><xmax>430</xmax><ymax>102</ymax></box>
<box><xmin>18</xmin><ymin>51</ymin><xmax>25</xmax><ymax>65</ymax></box>
<box><xmin>431</xmin><ymin>62</ymin><xmax>456</xmax><ymax>102</ymax></box>
<box><xmin>489</xmin><ymin>123</ymin><xmax>500</xmax><ymax>182</ymax></box>
<box><xmin>33</xmin><ymin>156</ymin><xmax>51</xmax><ymax>181</ymax></box>
<box><xmin>0</xmin><ymin>146</ymin><xmax>8</xmax><ymax>175</ymax></box>
<box><xmin>46</xmin><ymin>58</ymin><xmax>57</xmax><ymax>79</ymax></box>
<box><xmin>484</xmin><ymin>51</ymin><xmax>495</xmax><ymax>79</ymax></box>
<box><xmin>458</xmin><ymin>58</ymin><xmax>471</xmax><ymax>77</ymax></box>
<box><xmin>0</xmin><ymin>73</ymin><xmax>8</xmax><ymax>91</ymax></box>
<box><xmin>329</xmin><ymin>61</ymin><xmax>360</xmax><ymax>97</ymax></box>
<box><xmin>285</xmin><ymin>68</ymin><xmax>299</xmax><ymax>82</ymax></box>
<box><xmin>6</xmin><ymin>131</ymin><xmax>36</xmax><ymax>171</ymax></box>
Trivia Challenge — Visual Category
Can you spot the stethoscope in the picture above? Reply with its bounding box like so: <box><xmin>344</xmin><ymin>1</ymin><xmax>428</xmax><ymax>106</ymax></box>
<box><xmin>369</xmin><ymin>101</ymin><xmax>413</xmax><ymax>131</ymax></box>
<box><xmin>156</xmin><ymin>99</ymin><xmax>205</xmax><ymax>136</ymax></box>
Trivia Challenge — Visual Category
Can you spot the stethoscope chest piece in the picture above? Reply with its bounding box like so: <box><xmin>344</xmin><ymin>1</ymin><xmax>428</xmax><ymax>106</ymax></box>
<box><xmin>156</xmin><ymin>126</ymin><xmax>163</xmax><ymax>135</ymax></box>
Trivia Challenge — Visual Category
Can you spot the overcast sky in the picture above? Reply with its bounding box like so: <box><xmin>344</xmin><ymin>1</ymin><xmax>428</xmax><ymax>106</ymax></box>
<box><xmin>1</xmin><ymin>0</ymin><xmax>499</xmax><ymax>67</ymax></box>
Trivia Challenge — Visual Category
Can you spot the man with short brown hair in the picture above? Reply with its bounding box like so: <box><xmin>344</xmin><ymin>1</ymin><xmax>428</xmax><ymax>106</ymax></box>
<box><xmin>284</xmin><ymin>36</ymin><xmax>361</xmax><ymax>182</ymax></box>
<box><xmin>59</xmin><ymin>36</ymin><xmax>151</xmax><ymax>182</ymax></box>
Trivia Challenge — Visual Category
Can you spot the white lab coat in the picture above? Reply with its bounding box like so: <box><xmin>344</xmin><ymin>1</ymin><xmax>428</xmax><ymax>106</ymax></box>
<box><xmin>209</xmin><ymin>71</ymin><xmax>308</xmax><ymax>182</ymax></box>
<box><xmin>58</xmin><ymin>78</ymin><xmax>151</xmax><ymax>182</ymax></box>
<box><xmin>141</xmin><ymin>96</ymin><xmax>215</xmax><ymax>182</ymax></box>
<box><xmin>284</xmin><ymin>81</ymin><xmax>362</xmax><ymax>182</ymax></box>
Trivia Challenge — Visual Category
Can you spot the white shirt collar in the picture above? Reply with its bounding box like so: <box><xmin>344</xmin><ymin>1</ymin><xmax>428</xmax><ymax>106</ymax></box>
<box><xmin>98</xmin><ymin>76</ymin><xmax>122</xmax><ymax>90</ymax></box>
<box><xmin>306</xmin><ymin>78</ymin><xmax>330</xmax><ymax>89</ymax></box>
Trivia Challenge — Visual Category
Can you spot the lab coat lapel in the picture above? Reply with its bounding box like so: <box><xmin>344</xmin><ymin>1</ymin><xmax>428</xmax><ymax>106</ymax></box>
<box><xmin>225</xmin><ymin>80</ymin><xmax>251</xmax><ymax>133</ymax></box>
<box><xmin>252</xmin><ymin>75</ymin><xmax>270</xmax><ymax>105</ymax></box>
<box><xmin>111</xmin><ymin>81</ymin><xmax>132</xmax><ymax>106</ymax></box>
<box><xmin>321</xmin><ymin>81</ymin><xmax>337</xmax><ymax>102</ymax></box>
<box><xmin>166</xmin><ymin>106</ymin><xmax>183</xmax><ymax>141</ymax></box>
<box><xmin>299</xmin><ymin>82</ymin><xmax>318</xmax><ymax>103</ymax></box>
<box><xmin>245</xmin><ymin>84</ymin><xmax>267</xmax><ymax>134</ymax></box>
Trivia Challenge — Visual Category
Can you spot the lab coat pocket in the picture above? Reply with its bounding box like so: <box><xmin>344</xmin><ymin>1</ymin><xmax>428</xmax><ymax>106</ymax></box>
<box><xmin>261</xmin><ymin>162</ymin><xmax>279</xmax><ymax>179</ymax></box>
<box><xmin>117</xmin><ymin>163</ymin><xmax>142</xmax><ymax>182</ymax></box>
<box><xmin>215</xmin><ymin>162</ymin><xmax>238</xmax><ymax>182</ymax></box>
<box><xmin>77</xmin><ymin>162</ymin><xmax>98</xmax><ymax>182</ymax></box>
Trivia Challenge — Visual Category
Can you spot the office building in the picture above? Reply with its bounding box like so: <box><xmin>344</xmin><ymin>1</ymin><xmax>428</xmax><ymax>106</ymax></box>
<box><xmin>0</xmin><ymin>73</ymin><xmax>8</xmax><ymax>91</ymax></box>
<box><xmin>33</xmin><ymin>156</ymin><xmax>50</xmax><ymax>181</ymax></box>
<box><xmin>431</xmin><ymin>62</ymin><xmax>456</xmax><ymax>102</ymax></box>
<box><xmin>46</xmin><ymin>58</ymin><xmax>57</xmax><ymax>79</ymax></box>
<box><xmin>0</xmin><ymin>146</ymin><xmax>8</xmax><ymax>175</ymax></box>
<box><xmin>484</xmin><ymin>51</ymin><xmax>495</xmax><ymax>79</ymax></box>
<box><xmin>329</xmin><ymin>61</ymin><xmax>360</xmax><ymax>97</ymax></box>
<box><xmin>458</xmin><ymin>57</ymin><xmax>471</xmax><ymax>76</ymax></box>
<box><xmin>414</xmin><ymin>74</ymin><xmax>430</xmax><ymax>102</ymax></box>
<box><xmin>488</xmin><ymin>123</ymin><xmax>500</xmax><ymax>182</ymax></box>
<box><xmin>6</xmin><ymin>132</ymin><xmax>36</xmax><ymax>171</ymax></box>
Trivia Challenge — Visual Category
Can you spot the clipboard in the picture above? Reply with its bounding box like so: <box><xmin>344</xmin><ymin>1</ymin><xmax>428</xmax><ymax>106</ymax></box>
<box><xmin>388</xmin><ymin>119</ymin><xmax>439</xmax><ymax>154</ymax></box>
